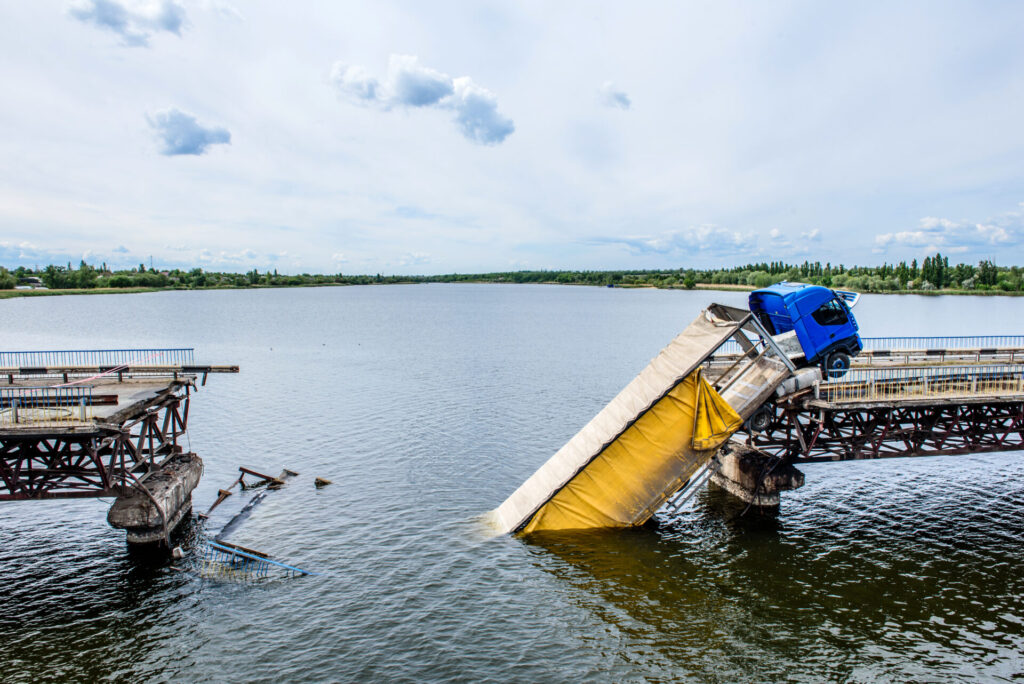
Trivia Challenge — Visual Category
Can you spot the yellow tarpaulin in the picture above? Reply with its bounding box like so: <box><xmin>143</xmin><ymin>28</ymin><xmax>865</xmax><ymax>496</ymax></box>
<box><xmin>519</xmin><ymin>370</ymin><xmax>741</xmax><ymax>534</ymax></box>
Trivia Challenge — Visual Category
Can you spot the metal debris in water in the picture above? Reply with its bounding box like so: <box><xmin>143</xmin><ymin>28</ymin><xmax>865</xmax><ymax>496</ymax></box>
<box><xmin>197</xmin><ymin>540</ymin><xmax>319</xmax><ymax>579</ymax></box>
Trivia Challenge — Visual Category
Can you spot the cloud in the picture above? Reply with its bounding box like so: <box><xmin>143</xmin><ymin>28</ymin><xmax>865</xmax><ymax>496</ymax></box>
<box><xmin>591</xmin><ymin>224</ymin><xmax>754</xmax><ymax>257</ymax></box>
<box><xmin>450</xmin><ymin>78</ymin><xmax>515</xmax><ymax>144</ymax></box>
<box><xmin>68</xmin><ymin>0</ymin><xmax>186</xmax><ymax>47</ymax></box>
<box><xmin>801</xmin><ymin>228</ymin><xmax>822</xmax><ymax>241</ymax></box>
<box><xmin>198</xmin><ymin>0</ymin><xmax>241</xmax><ymax>22</ymax></box>
<box><xmin>398</xmin><ymin>252</ymin><xmax>431</xmax><ymax>266</ymax></box>
<box><xmin>599</xmin><ymin>81</ymin><xmax>631</xmax><ymax>110</ymax></box>
<box><xmin>330</xmin><ymin>54</ymin><xmax>514</xmax><ymax>145</ymax></box>
<box><xmin>112</xmin><ymin>245</ymin><xmax>130</xmax><ymax>253</ymax></box>
<box><xmin>875</xmin><ymin>211</ymin><xmax>1021</xmax><ymax>253</ymax></box>
<box><xmin>388</xmin><ymin>55</ymin><xmax>453</xmax><ymax>106</ymax></box>
<box><xmin>147</xmin><ymin>109</ymin><xmax>231</xmax><ymax>155</ymax></box>
<box><xmin>330</xmin><ymin>64</ymin><xmax>379</xmax><ymax>102</ymax></box>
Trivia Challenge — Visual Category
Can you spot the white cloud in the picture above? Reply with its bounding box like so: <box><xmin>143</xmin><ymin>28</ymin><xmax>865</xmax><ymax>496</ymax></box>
<box><xmin>147</xmin><ymin>109</ymin><xmax>231</xmax><ymax>155</ymax></box>
<box><xmin>68</xmin><ymin>0</ymin><xmax>186</xmax><ymax>47</ymax></box>
<box><xmin>450</xmin><ymin>77</ymin><xmax>515</xmax><ymax>145</ymax></box>
<box><xmin>875</xmin><ymin>212</ymin><xmax>1020</xmax><ymax>253</ymax></box>
<box><xmin>397</xmin><ymin>252</ymin><xmax>431</xmax><ymax>266</ymax></box>
<box><xmin>330</xmin><ymin>64</ymin><xmax>380</xmax><ymax>102</ymax></box>
<box><xmin>330</xmin><ymin>54</ymin><xmax>514</xmax><ymax>145</ymax></box>
<box><xmin>599</xmin><ymin>81</ymin><xmax>631</xmax><ymax>110</ymax></box>
<box><xmin>591</xmin><ymin>224</ymin><xmax>755</xmax><ymax>257</ymax></box>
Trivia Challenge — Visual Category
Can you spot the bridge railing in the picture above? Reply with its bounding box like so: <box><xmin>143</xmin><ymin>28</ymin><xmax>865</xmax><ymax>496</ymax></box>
<box><xmin>0</xmin><ymin>386</ymin><xmax>94</xmax><ymax>426</ymax></box>
<box><xmin>820</xmin><ymin>365</ymin><xmax>1024</xmax><ymax>403</ymax></box>
<box><xmin>861</xmin><ymin>336</ymin><xmax>1024</xmax><ymax>351</ymax></box>
<box><xmin>0</xmin><ymin>348</ymin><xmax>194</xmax><ymax>368</ymax></box>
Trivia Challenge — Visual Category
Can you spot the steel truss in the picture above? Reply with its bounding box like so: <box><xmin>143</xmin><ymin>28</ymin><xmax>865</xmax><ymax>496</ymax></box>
<box><xmin>745</xmin><ymin>399</ymin><xmax>1024</xmax><ymax>463</ymax></box>
<box><xmin>0</xmin><ymin>386</ymin><xmax>190</xmax><ymax>500</ymax></box>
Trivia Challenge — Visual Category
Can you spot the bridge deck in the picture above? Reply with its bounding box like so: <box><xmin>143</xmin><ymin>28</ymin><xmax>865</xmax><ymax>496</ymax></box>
<box><xmin>0</xmin><ymin>351</ymin><xmax>236</xmax><ymax>500</ymax></box>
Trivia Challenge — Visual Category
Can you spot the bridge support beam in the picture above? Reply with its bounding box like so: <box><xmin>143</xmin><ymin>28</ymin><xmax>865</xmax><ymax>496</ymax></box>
<box><xmin>710</xmin><ymin>442</ymin><xmax>805</xmax><ymax>511</ymax></box>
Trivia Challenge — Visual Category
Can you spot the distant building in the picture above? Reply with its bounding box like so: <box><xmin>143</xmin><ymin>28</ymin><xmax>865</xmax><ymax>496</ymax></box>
<box><xmin>18</xmin><ymin>276</ymin><xmax>43</xmax><ymax>288</ymax></box>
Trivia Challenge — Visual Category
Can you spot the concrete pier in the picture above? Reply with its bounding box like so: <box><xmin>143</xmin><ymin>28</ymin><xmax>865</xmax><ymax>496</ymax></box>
<box><xmin>709</xmin><ymin>442</ymin><xmax>805</xmax><ymax>511</ymax></box>
<box><xmin>108</xmin><ymin>452</ymin><xmax>204</xmax><ymax>544</ymax></box>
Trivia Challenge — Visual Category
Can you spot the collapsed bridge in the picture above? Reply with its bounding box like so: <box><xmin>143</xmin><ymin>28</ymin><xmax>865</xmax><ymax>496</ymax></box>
<box><xmin>0</xmin><ymin>348</ymin><xmax>237</xmax><ymax>544</ymax></box>
<box><xmin>490</xmin><ymin>309</ymin><xmax>1024</xmax><ymax>535</ymax></box>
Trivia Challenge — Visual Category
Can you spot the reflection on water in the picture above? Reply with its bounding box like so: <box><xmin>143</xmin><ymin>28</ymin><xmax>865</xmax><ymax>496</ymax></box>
<box><xmin>1</xmin><ymin>285</ymin><xmax>1022</xmax><ymax>681</ymax></box>
<box><xmin>527</xmin><ymin>460</ymin><xmax>1024</xmax><ymax>681</ymax></box>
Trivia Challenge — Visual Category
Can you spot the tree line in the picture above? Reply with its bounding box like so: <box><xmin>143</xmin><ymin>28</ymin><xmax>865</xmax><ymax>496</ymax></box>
<box><xmin>0</xmin><ymin>253</ymin><xmax>1019</xmax><ymax>293</ymax></box>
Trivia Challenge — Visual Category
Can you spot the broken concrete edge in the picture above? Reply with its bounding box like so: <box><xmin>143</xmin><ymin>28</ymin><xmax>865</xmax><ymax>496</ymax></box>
<box><xmin>124</xmin><ymin>499</ymin><xmax>193</xmax><ymax>544</ymax></box>
<box><xmin>107</xmin><ymin>452</ymin><xmax>203</xmax><ymax>544</ymax></box>
<box><xmin>709</xmin><ymin>441</ymin><xmax>804</xmax><ymax>510</ymax></box>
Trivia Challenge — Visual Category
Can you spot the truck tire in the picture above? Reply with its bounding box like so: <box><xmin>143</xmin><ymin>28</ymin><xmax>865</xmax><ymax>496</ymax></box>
<box><xmin>823</xmin><ymin>351</ymin><xmax>851</xmax><ymax>379</ymax></box>
<box><xmin>744</xmin><ymin>402</ymin><xmax>775</xmax><ymax>433</ymax></box>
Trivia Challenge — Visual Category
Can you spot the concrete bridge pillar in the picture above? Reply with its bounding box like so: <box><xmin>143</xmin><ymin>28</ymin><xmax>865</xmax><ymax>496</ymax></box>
<box><xmin>107</xmin><ymin>452</ymin><xmax>203</xmax><ymax>545</ymax></box>
<box><xmin>709</xmin><ymin>442</ymin><xmax>804</xmax><ymax>512</ymax></box>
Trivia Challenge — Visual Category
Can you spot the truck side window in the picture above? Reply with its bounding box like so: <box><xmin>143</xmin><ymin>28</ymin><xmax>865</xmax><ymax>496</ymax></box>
<box><xmin>812</xmin><ymin>299</ymin><xmax>849</xmax><ymax>326</ymax></box>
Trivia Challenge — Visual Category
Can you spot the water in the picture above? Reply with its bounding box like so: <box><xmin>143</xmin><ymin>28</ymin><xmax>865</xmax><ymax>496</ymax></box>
<box><xmin>1</xmin><ymin>284</ymin><xmax>1022</xmax><ymax>682</ymax></box>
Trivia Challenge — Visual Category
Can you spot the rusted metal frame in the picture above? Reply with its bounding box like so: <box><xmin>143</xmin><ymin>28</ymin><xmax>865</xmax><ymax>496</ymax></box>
<box><xmin>85</xmin><ymin>438</ymin><xmax>111</xmax><ymax>491</ymax></box>
<box><xmin>39</xmin><ymin>440</ymin><xmax>103</xmax><ymax>494</ymax></box>
<box><xmin>148</xmin><ymin>412</ymin><xmax>169</xmax><ymax>458</ymax></box>
<box><xmin>133</xmin><ymin>416</ymin><xmax>151</xmax><ymax>469</ymax></box>
<box><xmin>927</xmin><ymin>406</ymin><xmax>951</xmax><ymax>451</ymax></box>
<box><xmin>0</xmin><ymin>443</ymin><xmax>19</xmax><ymax>494</ymax></box>
<box><xmin>869</xmin><ymin>409</ymin><xmax>893</xmax><ymax>458</ymax></box>
<box><xmin>996</xmin><ymin>405</ymin><xmax>1024</xmax><ymax>447</ymax></box>
<box><xmin>146</xmin><ymin>413</ymin><xmax>157</xmax><ymax>467</ymax></box>
<box><xmin>1</xmin><ymin>438</ymin><xmax>95</xmax><ymax>497</ymax></box>
<box><xmin>789</xmin><ymin>401</ymin><xmax>1024</xmax><ymax>461</ymax></box>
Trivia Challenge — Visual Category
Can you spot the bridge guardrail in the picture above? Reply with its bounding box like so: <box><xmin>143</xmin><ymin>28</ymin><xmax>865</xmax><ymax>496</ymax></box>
<box><xmin>861</xmin><ymin>336</ymin><xmax>1024</xmax><ymax>351</ymax></box>
<box><xmin>0</xmin><ymin>348</ymin><xmax>194</xmax><ymax>368</ymax></box>
<box><xmin>819</xmin><ymin>365</ymin><xmax>1024</xmax><ymax>403</ymax></box>
<box><xmin>0</xmin><ymin>386</ymin><xmax>94</xmax><ymax>426</ymax></box>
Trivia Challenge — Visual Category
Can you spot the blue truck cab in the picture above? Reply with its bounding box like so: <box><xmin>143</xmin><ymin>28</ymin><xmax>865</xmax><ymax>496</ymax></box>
<box><xmin>749</xmin><ymin>282</ymin><xmax>862</xmax><ymax>376</ymax></box>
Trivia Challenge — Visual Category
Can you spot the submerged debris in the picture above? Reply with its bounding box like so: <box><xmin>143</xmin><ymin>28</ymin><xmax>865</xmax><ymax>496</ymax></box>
<box><xmin>183</xmin><ymin>465</ymin><xmax>321</xmax><ymax>580</ymax></box>
<box><xmin>198</xmin><ymin>540</ymin><xmax>319</xmax><ymax>579</ymax></box>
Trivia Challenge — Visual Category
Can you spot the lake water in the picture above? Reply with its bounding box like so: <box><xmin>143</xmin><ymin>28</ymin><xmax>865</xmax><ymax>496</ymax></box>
<box><xmin>1</xmin><ymin>284</ymin><xmax>1022</xmax><ymax>682</ymax></box>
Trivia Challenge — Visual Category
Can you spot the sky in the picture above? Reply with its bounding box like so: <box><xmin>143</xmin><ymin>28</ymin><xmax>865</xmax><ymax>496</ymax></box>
<box><xmin>1</xmin><ymin>1</ymin><xmax>1023</xmax><ymax>275</ymax></box>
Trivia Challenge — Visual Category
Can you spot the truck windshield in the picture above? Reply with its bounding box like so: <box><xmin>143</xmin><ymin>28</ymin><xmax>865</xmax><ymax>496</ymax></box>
<box><xmin>811</xmin><ymin>299</ymin><xmax>849</xmax><ymax>326</ymax></box>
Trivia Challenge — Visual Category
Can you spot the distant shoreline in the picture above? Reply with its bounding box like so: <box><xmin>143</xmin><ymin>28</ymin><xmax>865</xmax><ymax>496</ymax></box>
<box><xmin>3</xmin><ymin>280</ymin><xmax>1023</xmax><ymax>300</ymax></box>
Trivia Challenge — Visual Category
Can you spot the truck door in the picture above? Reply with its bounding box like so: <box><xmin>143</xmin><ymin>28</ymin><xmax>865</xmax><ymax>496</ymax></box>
<box><xmin>807</xmin><ymin>296</ymin><xmax>856</xmax><ymax>357</ymax></box>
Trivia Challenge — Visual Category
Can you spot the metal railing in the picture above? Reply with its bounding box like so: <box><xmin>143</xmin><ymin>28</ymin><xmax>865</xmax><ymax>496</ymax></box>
<box><xmin>0</xmin><ymin>348</ymin><xmax>194</xmax><ymax>368</ymax></box>
<box><xmin>861</xmin><ymin>336</ymin><xmax>1024</xmax><ymax>351</ymax></box>
<box><xmin>0</xmin><ymin>386</ymin><xmax>94</xmax><ymax>426</ymax></box>
<box><xmin>819</xmin><ymin>365</ymin><xmax>1024</xmax><ymax>404</ymax></box>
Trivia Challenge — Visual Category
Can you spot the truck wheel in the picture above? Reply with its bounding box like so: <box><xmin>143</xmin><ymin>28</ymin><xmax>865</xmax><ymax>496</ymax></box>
<box><xmin>823</xmin><ymin>351</ymin><xmax>851</xmax><ymax>379</ymax></box>
<box><xmin>744</xmin><ymin>403</ymin><xmax>775</xmax><ymax>433</ymax></box>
